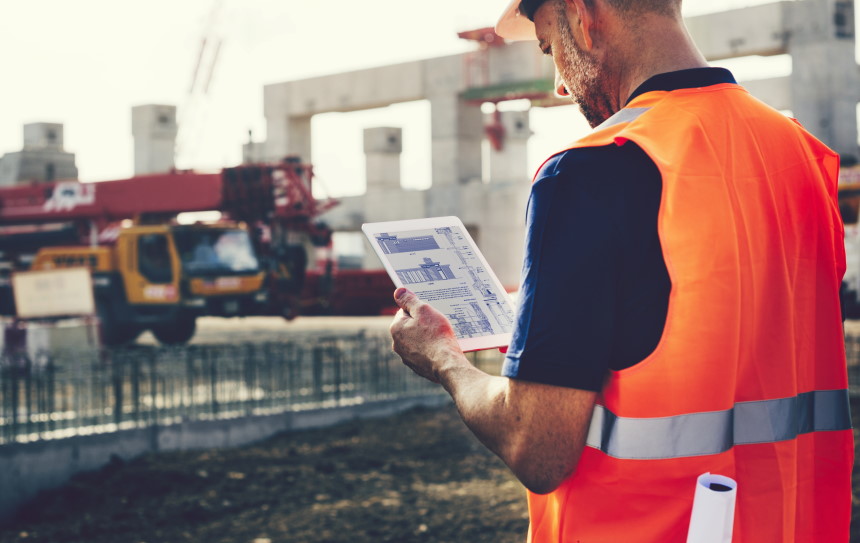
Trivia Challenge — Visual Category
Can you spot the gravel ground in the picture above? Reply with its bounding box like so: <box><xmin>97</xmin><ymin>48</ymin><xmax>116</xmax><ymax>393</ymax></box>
<box><xmin>0</xmin><ymin>406</ymin><xmax>529</xmax><ymax>543</ymax></box>
<box><xmin>2</xmin><ymin>401</ymin><xmax>858</xmax><ymax>543</ymax></box>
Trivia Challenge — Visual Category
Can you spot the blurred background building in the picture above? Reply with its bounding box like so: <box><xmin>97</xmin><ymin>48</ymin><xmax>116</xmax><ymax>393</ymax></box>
<box><xmin>0</xmin><ymin>123</ymin><xmax>78</xmax><ymax>186</ymax></box>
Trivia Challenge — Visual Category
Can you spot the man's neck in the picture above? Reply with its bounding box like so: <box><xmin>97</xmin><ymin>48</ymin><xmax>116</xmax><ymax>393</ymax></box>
<box><xmin>611</xmin><ymin>15</ymin><xmax>709</xmax><ymax>107</ymax></box>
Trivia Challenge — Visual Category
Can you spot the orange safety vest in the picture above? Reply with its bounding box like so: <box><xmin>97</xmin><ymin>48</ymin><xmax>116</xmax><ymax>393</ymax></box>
<box><xmin>526</xmin><ymin>84</ymin><xmax>854</xmax><ymax>542</ymax></box>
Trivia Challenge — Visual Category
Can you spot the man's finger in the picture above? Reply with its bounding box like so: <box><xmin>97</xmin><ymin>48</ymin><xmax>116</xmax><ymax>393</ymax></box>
<box><xmin>390</xmin><ymin>308</ymin><xmax>408</xmax><ymax>331</ymax></box>
<box><xmin>394</xmin><ymin>287</ymin><xmax>422</xmax><ymax>317</ymax></box>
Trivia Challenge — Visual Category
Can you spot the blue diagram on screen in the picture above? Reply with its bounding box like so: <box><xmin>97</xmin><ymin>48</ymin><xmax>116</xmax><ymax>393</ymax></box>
<box><xmin>396</xmin><ymin>258</ymin><xmax>456</xmax><ymax>284</ymax></box>
<box><xmin>374</xmin><ymin>224</ymin><xmax>515</xmax><ymax>338</ymax></box>
<box><xmin>435</xmin><ymin>227</ymin><xmax>514</xmax><ymax>330</ymax></box>
<box><xmin>447</xmin><ymin>302</ymin><xmax>494</xmax><ymax>337</ymax></box>
<box><xmin>376</xmin><ymin>233</ymin><xmax>440</xmax><ymax>254</ymax></box>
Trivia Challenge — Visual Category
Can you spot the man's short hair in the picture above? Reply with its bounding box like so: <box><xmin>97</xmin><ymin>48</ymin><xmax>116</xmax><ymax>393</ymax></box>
<box><xmin>518</xmin><ymin>0</ymin><xmax>679</xmax><ymax>20</ymax></box>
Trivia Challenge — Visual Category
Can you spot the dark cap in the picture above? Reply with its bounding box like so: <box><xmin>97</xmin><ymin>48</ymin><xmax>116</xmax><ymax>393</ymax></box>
<box><xmin>518</xmin><ymin>0</ymin><xmax>551</xmax><ymax>21</ymax></box>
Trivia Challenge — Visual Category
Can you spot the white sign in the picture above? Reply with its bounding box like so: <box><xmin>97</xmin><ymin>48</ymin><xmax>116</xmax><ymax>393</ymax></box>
<box><xmin>12</xmin><ymin>268</ymin><xmax>96</xmax><ymax>319</ymax></box>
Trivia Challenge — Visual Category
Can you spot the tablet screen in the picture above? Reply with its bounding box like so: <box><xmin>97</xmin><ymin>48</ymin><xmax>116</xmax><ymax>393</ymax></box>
<box><xmin>363</xmin><ymin>217</ymin><xmax>516</xmax><ymax>351</ymax></box>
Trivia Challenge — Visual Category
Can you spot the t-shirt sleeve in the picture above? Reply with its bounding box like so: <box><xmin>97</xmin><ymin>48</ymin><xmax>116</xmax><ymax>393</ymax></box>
<box><xmin>501</xmin><ymin>145</ymin><xmax>659</xmax><ymax>391</ymax></box>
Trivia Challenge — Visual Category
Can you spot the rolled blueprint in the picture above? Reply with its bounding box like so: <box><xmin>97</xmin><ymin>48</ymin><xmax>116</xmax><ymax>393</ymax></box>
<box><xmin>686</xmin><ymin>472</ymin><xmax>737</xmax><ymax>543</ymax></box>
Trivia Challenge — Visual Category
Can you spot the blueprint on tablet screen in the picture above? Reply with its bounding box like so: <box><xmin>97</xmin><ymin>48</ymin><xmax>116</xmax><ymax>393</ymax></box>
<box><xmin>375</xmin><ymin>226</ymin><xmax>515</xmax><ymax>339</ymax></box>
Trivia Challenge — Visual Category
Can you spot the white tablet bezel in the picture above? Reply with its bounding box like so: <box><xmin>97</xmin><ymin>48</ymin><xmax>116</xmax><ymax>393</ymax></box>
<box><xmin>362</xmin><ymin>216</ymin><xmax>515</xmax><ymax>352</ymax></box>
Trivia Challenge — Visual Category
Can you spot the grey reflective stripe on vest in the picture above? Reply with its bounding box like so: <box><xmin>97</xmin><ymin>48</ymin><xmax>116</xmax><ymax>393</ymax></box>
<box><xmin>594</xmin><ymin>107</ymin><xmax>651</xmax><ymax>131</ymax></box>
<box><xmin>586</xmin><ymin>389</ymin><xmax>851</xmax><ymax>460</ymax></box>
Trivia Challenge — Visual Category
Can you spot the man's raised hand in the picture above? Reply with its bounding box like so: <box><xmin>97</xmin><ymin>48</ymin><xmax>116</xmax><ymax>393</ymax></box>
<box><xmin>389</xmin><ymin>287</ymin><xmax>462</xmax><ymax>383</ymax></box>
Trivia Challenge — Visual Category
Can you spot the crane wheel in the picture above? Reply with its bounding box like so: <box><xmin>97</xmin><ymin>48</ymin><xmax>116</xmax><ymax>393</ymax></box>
<box><xmin>97</xmin><ymin>300</ymin><xmax>142</xmax><ymax>347</ymax></box>
<box><xmin>151</xmin><ymin>315</ymin><xmax>197</xmax><ymax>345</ymax></box>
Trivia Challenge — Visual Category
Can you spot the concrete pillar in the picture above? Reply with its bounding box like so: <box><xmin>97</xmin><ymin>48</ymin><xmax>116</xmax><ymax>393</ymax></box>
<box><xmin>427</xmin><ymin>95</ymin><xmax>483</xmax><ymax>217</ymax></box>
<box><xmin>482</xmin><ymin>184</ymin><xmax>531</xmax><ymax>289</ymax></box>
<box><xmin>487</xmin><ymin>110</ymin><xmax>532</xmax><ymax>184</ymax></box>
<box><xmin>364</xmin><ymin>127</ymin><xmax>402</xmax><ymax>191</ymax></box>
<box><xmin>361</xmin><ymin>126</ymin><xmax>428</xmax><ymax>269</ymax></box>
<box><xmin>242</xmin><ymin>142</ymin><xmax>266</xmax><ymax>164</ymax></box>
<box><xmin>131</xmin><ymin>104</ymin><xmax>177</xmax><ymax>175</ymax></box>
<box><xmin>265</xmin><ymin>115</ymin><xmax>312</xmax><ymax>163</ymax></box>
<box><xmin>788</xmin><ymin>0</ymin><xmax>860</xmax><ymax>161</ymax></box>
<box><xmin>23</xmin><ymin>123</ymin><xmax>64</xmax><ymax>151</ymax></box>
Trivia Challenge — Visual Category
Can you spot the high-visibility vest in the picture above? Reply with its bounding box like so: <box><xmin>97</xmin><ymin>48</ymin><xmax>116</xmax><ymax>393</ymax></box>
<box><xmin>526</xmin><ymin>83</ymin><xmax>854</xmax><ymax>542</ymax></box>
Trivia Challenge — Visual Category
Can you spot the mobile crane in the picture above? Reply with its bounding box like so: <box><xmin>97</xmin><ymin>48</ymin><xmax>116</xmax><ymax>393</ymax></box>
<box><xmin>0</xmin><ymin>159</ymin><xmax>336</xmax><ymax>345</ymax></box>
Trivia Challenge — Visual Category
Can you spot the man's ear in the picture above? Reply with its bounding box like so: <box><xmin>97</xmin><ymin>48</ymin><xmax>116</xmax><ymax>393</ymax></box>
<box><xmin>567</xmin><ymin>0</ymin><xmax>595</xmax><ymax>50</ymax></box>
<box><xmin>554</xmin><ymin>68</ymin><xmax>570</xmax><ymax>97</ymax></box>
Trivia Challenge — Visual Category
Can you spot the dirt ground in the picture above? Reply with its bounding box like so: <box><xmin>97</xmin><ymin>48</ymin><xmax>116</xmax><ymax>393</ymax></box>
<box><xmin>0</xmin><ymin>405</ymin><xmax>860</xmax><ymax>543</ymax></box>
<box><xmin>1</xmin><ymin>311</ymin><xmax>859</xmax><ymax>543</ymax></box>
<box><xmin>2</xmin><ymin>401</ymin><xmax>859</xmax><ymax>543</ymax></box>
<box><xmin>0</xmin><ymin>406</ymin><xmax>529</xmax><ymax>543</ymax></box>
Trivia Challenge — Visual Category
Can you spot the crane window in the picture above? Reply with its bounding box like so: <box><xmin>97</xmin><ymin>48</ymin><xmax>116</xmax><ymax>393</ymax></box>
<box><xmin>138</xmin><ymin>235</ymin><xmax>173</xmax><ymax>284</ymax></box>
<box><xmin>174</xmin><ymin>229</ymin><xmax>259</xmax><ymax>276</ymax></box>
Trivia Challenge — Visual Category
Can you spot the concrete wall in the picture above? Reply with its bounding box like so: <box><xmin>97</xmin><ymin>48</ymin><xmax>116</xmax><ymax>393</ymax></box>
<box><xmin>0</xmin><ymin>394</ymin><xmax>449</xmax><ymax>524</ymax></box>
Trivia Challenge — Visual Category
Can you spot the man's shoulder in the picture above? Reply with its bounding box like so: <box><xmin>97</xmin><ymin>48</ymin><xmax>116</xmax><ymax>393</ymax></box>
<box><xmin>534</xmin><ymin>142</ymin><xmax>658</xmax><ymax>184</ymax></box>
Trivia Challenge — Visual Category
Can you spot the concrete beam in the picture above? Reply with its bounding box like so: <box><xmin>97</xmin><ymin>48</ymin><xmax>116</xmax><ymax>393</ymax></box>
<box><xmin>263</xmin><ymin>42</ymin><xmax>551</xmax><ymax>119</ymax></box>
<box><xmin>686</xmin><ymin>2</ymin><xmax>790</xmax><ymax>60</ymax></box>
<box><xmin>264</xmin><ymin>60</ymin><xmax>428</xmax><ymax>118</ymax></box>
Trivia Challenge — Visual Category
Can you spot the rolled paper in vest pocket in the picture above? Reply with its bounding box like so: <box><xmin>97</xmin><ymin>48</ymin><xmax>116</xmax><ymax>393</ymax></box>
<box><xmin>685</xmin><ymin>472</ymin><xmax>737</xmax><ymax>543</ymax></box>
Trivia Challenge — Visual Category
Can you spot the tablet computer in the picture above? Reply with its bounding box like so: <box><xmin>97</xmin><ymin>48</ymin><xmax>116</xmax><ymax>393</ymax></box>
<box><xmin>362</xmin><ymin>216</ymin><xmax>516</xmax><ymax>352</ymax></box>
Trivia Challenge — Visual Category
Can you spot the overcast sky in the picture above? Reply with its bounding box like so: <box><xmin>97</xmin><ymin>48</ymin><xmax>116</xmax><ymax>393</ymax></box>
<box><xmin>0</xmin><ymin>0</ymin><xmax>796</xmax><ymax>197</ymax></box>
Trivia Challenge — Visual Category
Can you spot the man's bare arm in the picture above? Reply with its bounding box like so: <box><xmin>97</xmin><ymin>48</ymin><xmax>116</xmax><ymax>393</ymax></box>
<box><xmin>390</xmin><ymin>288</ymin><xmax>596</xmax><ymax>494</ymax></box>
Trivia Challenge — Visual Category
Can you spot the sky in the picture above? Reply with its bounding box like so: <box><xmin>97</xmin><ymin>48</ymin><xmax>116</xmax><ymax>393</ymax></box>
<box><xmin>0</xmin><ymin>0</ymin><xmax>799</xmax><ymax>198</ymax></box>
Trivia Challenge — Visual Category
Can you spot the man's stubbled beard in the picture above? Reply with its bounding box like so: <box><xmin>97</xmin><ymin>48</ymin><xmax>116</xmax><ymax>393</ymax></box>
<box><xmin>554</xmin><ymin>3</ymin><xmax>617</xmax><ymax>127</ymax></box>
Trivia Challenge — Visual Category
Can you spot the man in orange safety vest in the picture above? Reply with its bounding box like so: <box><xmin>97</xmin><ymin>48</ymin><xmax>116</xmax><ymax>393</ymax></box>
<box><xmin>389</xmin><ymin>1</ymin><xmax>854</xmax><ymax>541</ymax></box>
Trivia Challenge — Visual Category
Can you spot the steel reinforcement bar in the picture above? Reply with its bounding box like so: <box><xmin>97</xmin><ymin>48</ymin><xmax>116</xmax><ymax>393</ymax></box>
<box><xmin>0</xmin><ymin>332</ymin><xmax>503</xmax><ymax>445</ymax></box>
<box><xmin>3</xmin><ymin>333</ymin><xmax>857</xmax><ymax>446</ymax></box>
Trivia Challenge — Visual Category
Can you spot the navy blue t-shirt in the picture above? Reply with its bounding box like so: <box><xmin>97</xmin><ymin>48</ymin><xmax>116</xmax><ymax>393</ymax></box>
<box><xmin>502</xmin><ymin>68</ymin><xmax>736</xmax><ymax>392</ymax></box>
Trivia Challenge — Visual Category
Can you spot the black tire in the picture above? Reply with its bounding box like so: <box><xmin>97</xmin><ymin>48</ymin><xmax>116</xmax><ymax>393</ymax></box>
<box><xmin>151</xmin><ymin>316</ymin><xmax>196</xmax><ymax>345</ymax></box>
<box><xmin>841</xmin><ymin>282</ymin><xmax>860</xmax><ymax>320</ymax></box>
<box><xmin>97</xmin><ymin>300</ymin><xmax>142</xmax><ymax>346</ymax></box>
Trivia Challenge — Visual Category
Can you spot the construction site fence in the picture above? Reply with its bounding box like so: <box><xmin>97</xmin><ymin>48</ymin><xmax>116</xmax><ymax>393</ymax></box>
<box><xmin>3</xmin><ymin>334</ymin><xmax>860</xmax><ymax>446</ymax></box>
<box><xmin>0</xmin><ymin>333</ymin><xmax>504</xmax><ymax>446</ymax></box>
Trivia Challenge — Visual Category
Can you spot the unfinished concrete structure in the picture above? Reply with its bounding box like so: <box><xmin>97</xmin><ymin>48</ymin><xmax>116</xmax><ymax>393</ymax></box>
<box><xmin>685</xmin><ymin>0</ymin><xmax>860</xmax><ymax>160</ymax></box>
<box><xmin>261</xmin><ymin>0</ymin><xmax>860</xmax><ymax>287</ymax></box>
<box><xmin>0</xmin><ymin>123</ymin><xmax>78</xmax><ymax>186</ymax></box>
